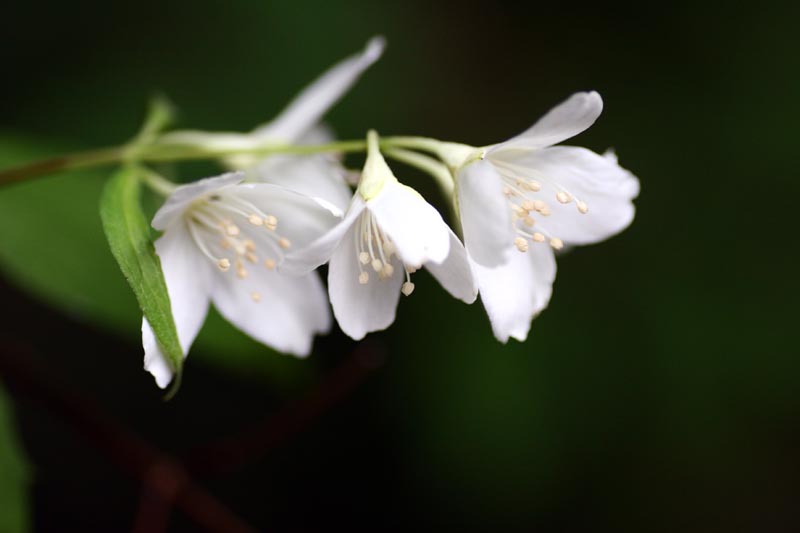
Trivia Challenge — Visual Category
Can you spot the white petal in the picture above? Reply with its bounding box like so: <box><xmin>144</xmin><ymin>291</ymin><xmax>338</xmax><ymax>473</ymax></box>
<box><xmin>281</xmin><ymin>197</ymin><xmax>365</xmax><ymax>274</ymax></box>
<box><xmin>474</xmin><ymin>244</ymin><xmax>556</xmax><ymax>343</ymax></box>
<box><xmin>424</xmin><ymin>228</ymin><xmax>477</xmax><ymax>303</ymax></box>
<box><xmin>230</xmin><ymin>183</ymin><xmax>343</xmax><ymax>252</ymax></box>
<box><xmin>251</xmin><ymin>154</ymin><xmax>353</xmax><ymax>214</ymax></box>
<box><xmin>491</xmin><ymin>92</ymin><xmax>603</xmax><ymax>153</ymax></box>
<box><xmin>211</xmin><ymin>267</ymin><xmax>331</xmax><ymax>357</ymax></box>
<box><xmin>327</xmin><ymin>222</ymin><xmax>404</xmax><ymax>340</ymax></box>
<box><xmin>298</xmin><ymin>123</ymin><xmax>337</xmax><ymax>145</ymax></box>
<box><xmin>253</xmin><ymin>36</ymin><xmax>385</xmax><ymax>143</ymax></box>
<box><xmin>367</xmin><ymin>180</ymin><xmax>450</xmax><ymax>268</ymax></box>
<box><xmin>142</xmin><ymin>220</ymin><xmax>214</xmax><ymax>387</ymax></box>
<box><xmin>456</xmin><ymin>160</ymin><xmax>514</xmax><ymax>267</ymax></box>
<box><xmin>496</xmin><ymin>146</ymin><xmax>639</xmax><ymax>245</ymax></box>
<box><xmin>152</xmin><ymin>172</ymin><xmax>244</xmax><ymax>230</ymax></box>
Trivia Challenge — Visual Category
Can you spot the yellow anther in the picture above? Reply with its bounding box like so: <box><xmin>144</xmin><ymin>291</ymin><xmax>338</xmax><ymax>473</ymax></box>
<box><xmin>523</xmin><ymin>216</ymin><xmax>535</xmax><ymax>227</ymax></box>
<box><xmin>264</xmin><ymin>258</ymin><xmax>276</xmax><ymax>270</ymax></box>
<box><xmin>406</xmin><ymin>265</ymin><xmax>418</xmax><ymax>274</ymax></box>
<box><xmin>226</xmin><ymin>224</ymin><xmax>240</xmax><ymax>236</ymax></box>
<box><xmin>371</xmin><ymin>258</ymin><xmax>383</xmax><ymax>272</ymax></box>
<box><xmin>358</xmin><ymin>271</ymin><xmax>369</xmax><ymax>284</ymax></box>
<box><xmin>577</xmin><ymin>201</ymin><xmax>589</xmax><ymax>214</ymax></box>
<box><xmin>243</xmin><ymin>239</ymin><xmax>256</xmax><ymax>251</ymax></box>
<box><xmin>278</xmin><ymin>237</ymin><xmax>291</xmax><ymax>249</ymax></box>
<box><xmin>217</xmin><ymin>258</ymin><xmax>231</xmax><ymax>271</ymax></box>
<box><xmin>246</xmin><ymin>252</ymin><xmax>258</xmax><ymax>264</ymax></box>
<box><xmin>514</xmin><ymin>237</ymin><xmax>529</xmax><ymax>252</ymax></box>
<box><xmin>550</xmin><ymin>238</ymin><xmax>564</xmax><ymax>250</ymax></box>
<box><xmin>521</xmin><ymin>199</ymin><xmax>535</xmax><ymax>212</ymax></box>
<box><xmin>250</xmin><ymin>291</ymin><xmax>262</xmax><ymax>303</ymax></box>
<box><xmin>401</xmin><ymin>281</ymin><xmax>415</xmax><ymax>296</ymax></box>
<box><xmin>382</xmin><ymin>263</ymin><xmax>395</xmax><ymax>277</ymax></box>
<box><xmin>556</xmin><ymin>191</ymin><xmax>572</xmax><ymax>204</ymax></box>
<box><xmin>532</xmin><ymin>232</ymin><xmax>545</xmax><ymax>243</ymax></box>
<box><xmin>528</xmin><ymin>180</ymin><xmax>541</xmax><ymax>191</ymax></box>
<box><xmin>248</xmin><ymin>215</ymin><xmax>263</xmax><ymax>226</ymax></box>
<box><xmin>265</xmin><ymin>215</ymin><xmax>278</xmax><ymax>229</ymax></box>
<box><xmin>383</xmin><ymin>241</ymin><xmax>396</xmax><ymax>256</ymax></box>
<box><xmin>359</xmin><ymin>252</ymin><xmax>370</xmax><ymax>264</ymax></box>
<box><xmin>533</xmin><ymin>200</ymin><xmax>546</xmax><ymax>212</ymax></box>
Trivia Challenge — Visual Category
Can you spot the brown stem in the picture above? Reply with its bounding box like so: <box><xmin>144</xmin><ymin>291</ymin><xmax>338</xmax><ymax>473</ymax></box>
<box><xmin>0</xmin><ymin>147</ymin><xmax>124</xmax><ymax>186</ymax></box>
<box><xmin>184</xmin><ymin>341</ymin><xmax>385</xmax><ymax>476</ymax></box>
<box><xmin>0</xmin><ymin>339</ymin><xmax>257</xmax><ymax>533</ymax></box>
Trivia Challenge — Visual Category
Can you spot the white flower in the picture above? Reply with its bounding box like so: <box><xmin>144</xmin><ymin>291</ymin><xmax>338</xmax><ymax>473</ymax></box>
<box><xmin>142</xmin><ymin>172</ymin><xmax>341</xmax><ymax>388</ymax></box>
<box><xmin>284</xmin><ymin>133</ymin><xmax>477</xmax><ymax>340</ymax></box>
<box><xmin>160</xmin><ymin>37</ymin><xmax>385</xmax><ymax>216</ymax></box>
<box><xmin>453</xmin><ymin>92</ymin><xmax>640</xmax><ymax>342</ymax></box>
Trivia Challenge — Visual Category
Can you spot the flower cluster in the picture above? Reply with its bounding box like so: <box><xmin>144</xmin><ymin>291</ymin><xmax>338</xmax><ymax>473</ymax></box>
<box><xmin>142</xmin><ymin>37</ymin><xmax>640</xmax><ymax>388</ymax></box>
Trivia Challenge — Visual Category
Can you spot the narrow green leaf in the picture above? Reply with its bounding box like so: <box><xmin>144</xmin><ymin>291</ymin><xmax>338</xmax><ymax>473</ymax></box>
<box><xmin>0</xmin><ymin>385</ymin><xmax>31</xmax><ymax>533</ymax></box>
<box><xmin>99</xmin><ymin>165</ymin><xmax>183</xmax><ymax>377</ymax></box>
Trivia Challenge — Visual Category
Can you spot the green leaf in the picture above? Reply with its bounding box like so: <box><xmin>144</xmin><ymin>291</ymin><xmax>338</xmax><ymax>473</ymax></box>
<box><xmin>99</xmin><ymin>165</ymin><xmax>183</xmax><ymax>377</ymax></box>
<box><xmin>0</xmin><ymin>133</ymin><xmax>311</xmax><ymax>391</ymax></box>
<box><xmin>0</xmin><ymin>386</ymin><xmax>31</xmax><ymax>533</ymax></box>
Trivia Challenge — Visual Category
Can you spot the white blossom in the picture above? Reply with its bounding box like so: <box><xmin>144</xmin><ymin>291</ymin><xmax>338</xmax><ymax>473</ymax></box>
<box><xmin>454</xmin><ymin>92</ymin><xmax>640</xmax><ymax>342</ymax></box>
<box><xmin>142</xmin><ymin>172</ymin><xmax>340</xmax><ymax>387</ymax></box>
<box><xmin>283</xmin><ymin>135</ymin><xmax>476</xmax><ymax>340</ymax></box>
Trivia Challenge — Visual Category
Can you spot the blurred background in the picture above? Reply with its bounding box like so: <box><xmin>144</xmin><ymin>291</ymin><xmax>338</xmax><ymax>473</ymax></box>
<box><xmin>1</xmin><ymin>0</ymin><xmax>799</xmax><ymax>531</ymax></box>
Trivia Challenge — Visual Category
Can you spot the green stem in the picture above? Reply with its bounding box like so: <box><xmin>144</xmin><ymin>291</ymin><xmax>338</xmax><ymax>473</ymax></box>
<box><xmin>139</xmin><ymin>167</ymin><xmax>178</xmax><ymax>196</ymax></box>
<box><xmin>383</xmin><ymin>148</ymin><xmax>454</xmax><ymax>197</ymax></box>
<box><xmin>0</xmin><ymin>136</ymin><xmax>459</xmax><ymax>187</ymax></box>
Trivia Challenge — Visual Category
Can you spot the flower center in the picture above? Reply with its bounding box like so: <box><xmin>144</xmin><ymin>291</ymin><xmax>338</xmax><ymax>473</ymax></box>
<box><xmin>354</xmin><ymin>210</ymin><xmax>415</xmax><ymax>296</ymax></box>
<box><xmin>493</xmin><ymin>161</ymin><xmax>588</xmax><ymax>253</ymax></box>
<box><xmin>185</xmin><ymin>192</ymin><xmax>293</xmax><ymax>301</ymax></box>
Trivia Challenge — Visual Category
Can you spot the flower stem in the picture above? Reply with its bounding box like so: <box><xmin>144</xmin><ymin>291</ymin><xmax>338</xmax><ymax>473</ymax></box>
<box><xmin>383</xmin><ymin>148</ymin><xmax>454</xmax><ymax>197</ymax></box>
<box><xmin>139</xmin><ymin>167</ymin><xmax>178</xmax><ymax>196</ymax></box>
<box><xmin>0</xmin><ymin>136</ymin><xmax>460</xmax><ymax>188</ymax></box>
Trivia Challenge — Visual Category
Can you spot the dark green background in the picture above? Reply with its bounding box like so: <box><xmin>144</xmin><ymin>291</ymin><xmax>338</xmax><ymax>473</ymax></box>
<box><xmin>1</xmin><ymin>0</ymin><xmax>798</xmax><ymax>531</ymax></box>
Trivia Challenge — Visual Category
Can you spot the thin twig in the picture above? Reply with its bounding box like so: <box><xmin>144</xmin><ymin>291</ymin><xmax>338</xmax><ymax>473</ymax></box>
<box><xmin>0</xmin><ymin>339</ymin><xmax>257</xmax><ymax>533</ymax></box>
<box><xmin>184</xmin><ymin>341</ymin><xmax>385</xmax><ymax>476</ymax></box>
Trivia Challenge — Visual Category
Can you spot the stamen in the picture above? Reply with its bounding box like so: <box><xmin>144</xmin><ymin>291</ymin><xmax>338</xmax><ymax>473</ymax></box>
<box><xmin>251</xmin><ymin>291</ymin><xmax>262</xmax><ymax>303</ymax></box>
<box><xmin>246</xmin><ymin>252</ymin><xmax>258</xmax><ymax>264</ymax></box>
<box><xmin>264</xmin><ymin>258</ymin><xmax>276</xmax><ymax>270</ymax></box>
<box><xmin>382</xmin><ymin>263</ymin><xmax>395</xmax><ymax>277</ymax></box>
<box><xmin>371</xmin><ymin>258</ymin><xmax>383</xmax><ymax>272</ymax></box>
<box><xmin>225</xmin><ymin>223</ymin><xmax>240</xmax><ymax>236</ymax></box>
<box><xmin>265</xmin><ymin>215</ymin><xmax>278</xmax><ymax>230</ymax></box>
<box><xmin>401</xmin><ymin>282</ymin><xmax>415</xmax><ymax>296</ymax></box>
<box><xmin>359</xmin><ymin>272</ymin><xmax>369</xmax><ymax>284</ymax></box>
<box><xmin>236</xmin><ymin>260</ymin><xmax>248</xmax><ymax>279</ymax></box>
<box><xmin>278</xmin><ymin>237</ymin><xmax>291</xmax><ymax>249</ymax></box>
<box><xmin>532</xmin><ymin>232</ymin><xmax>546</xmax><ymax>243</ymax></box>
<box><xmin>556</xmin><ymin>191</ymin><xmax>572</xmax><ymax>204</ymax></box>
<box><xmin>359</xmin><ymin>252</ymin><xmax>370</xmax><ymax>265</ymax></box>
<box><xmin>217</xmin><ymin>258</ymin><xmax>231</xmax><ymax>271</ymax></box>
<box><xmin>577</xmin><ymin>201</ymin><xmax>589</xmax><ymax>214</ymax></box>
<box><xmin>248</xmin><ymin>214</ymin><xmax>263</xmax><ymax>226</ymax></box>
<box><xmin>550</xmin><ymin>238</ymin><xmax>564</xmax><ymax>250</ymax></box>
<box><xmin>522</xmin><ymin>216</ymin><xmax>535</xmax><ymax>227</ymax></box>
<box><xmin>514</xmin><ymin>237</ymin><xmax>529</xmax><ymax>252</ymax></box>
